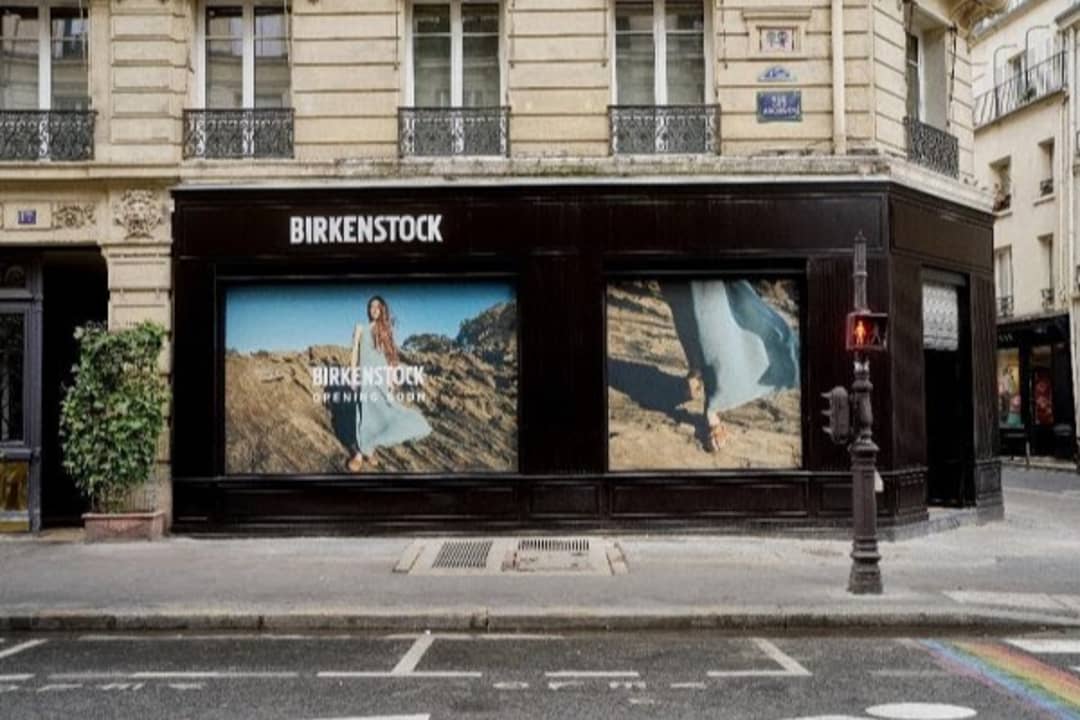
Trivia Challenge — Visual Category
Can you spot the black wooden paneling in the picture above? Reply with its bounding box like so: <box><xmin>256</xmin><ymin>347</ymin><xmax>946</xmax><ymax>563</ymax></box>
<box><xmin>971</xmin><ymin>275</ymin><xmax>999</xmax><ymax>460</ymax></box>
<box><xmin>890</xmin><ymin>254</ymin><xmax>926</xmax><ymax>469</ymax></box>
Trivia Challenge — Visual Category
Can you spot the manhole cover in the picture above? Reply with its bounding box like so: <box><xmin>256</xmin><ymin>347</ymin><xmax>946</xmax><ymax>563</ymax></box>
<box><xmin>431</xmin><ymin>540</ymin><xmax>493</xmax><ymax>570</ymax></box>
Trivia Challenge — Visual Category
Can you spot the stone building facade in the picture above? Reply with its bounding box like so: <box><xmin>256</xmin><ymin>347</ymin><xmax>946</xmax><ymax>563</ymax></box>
<box><xmin>1</xmin><ymin>0</ymin><xmax>1001</xmax><ymax>533</ymax></box>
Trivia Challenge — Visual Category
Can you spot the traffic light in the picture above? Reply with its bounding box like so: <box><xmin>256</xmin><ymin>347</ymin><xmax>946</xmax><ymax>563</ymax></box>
<box><xmin>845</xmin><ymin>311</ymin><xmax>888</xmax><ymax>352</ymax></box>
<box><xmin>821</xmin><ymin>386</ymin><xmax>851</xmax><ymax>445</ymax></box>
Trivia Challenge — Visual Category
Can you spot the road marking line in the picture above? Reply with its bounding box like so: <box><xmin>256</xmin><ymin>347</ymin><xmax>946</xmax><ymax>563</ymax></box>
<box><xmin>317</xmin><ymin>671</ymin><xmax>482</xmax><ymax>679</ymax></box>
<box><xmin>670</xmin><ymin>682</ymin><xmax>708</xmax><ymax>689</ymax></box>
<box><xmin>545</xmin><ymin>671</ymin><xmax>640</xmax><ymax>678</ymax></box>
<box><xmin>1007</xmin><ymin>639</ymin><xmax>1080</xmax><ymax>654</ymax></box>
<box><xmin>50</xmin><ymin>671</ymin><xmax>299</xmax><ymax>680</ymax></box>
<box><xmin>78</xmin><ymin>633</ymin><xmax>349</xmax><ymax>642</ymax></box>
<box><xmin>305</xmin><ymin>715</ymin><xmax>431</xmax><ymax>720</ymax></box>
<box><xmin>870</xmin><ymin>670</ymin><xmax>952</xmax><ymax>677</ymax></box>
<box><xmin>754</xmin><ymin>638</ymin><xmax>813</xmax><ymax>677</ymax></box>
<box><xmin>0</xmin><ymin>639</ymin><xmax>46</xmax><ymax>661</ymax></box>
<box><xmin>391</xmin><ymin>635</ymin><xmax>435</xmax><ymax>675</ymax></box>
<box><xmin>0</xmin><ymin>674</ymin><xmax>33</xmax><ymax>681</ymax></box>
<box><xmin>384</xmin><ymin>633</ymin><xmax>561</xmax><ymax>641</ymax></box>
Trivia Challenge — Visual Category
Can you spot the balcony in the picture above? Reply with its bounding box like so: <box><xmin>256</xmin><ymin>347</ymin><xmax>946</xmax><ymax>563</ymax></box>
<box><xmin>903</xmin><ymin>117</ymin><xmax>959</xmax><ymax>178</ymax></box>
<box><xmin>1042</xmin><ymin>287</ymin><xmax>1055</xmax><ymax>310</ymax></box>
<box><xmin>997</xmin><ymin>295</ymin><xmax>1014</xmax><ymax>319</ymax></box>
<box><xmin>182</xmin><ymin>109</ymin><xmax>294</xmax><ymax>159</ymax></box>
<box><xmin>0</xmin><ymin>110</ymin><xmax>96</xmax><ymax>161</ymax></box>
<box><xmin>974</xmin><ymin>52</ymin><xmax>1066</xmax><ymax>128</ymax></box>
<box><xmin>609</xmin><ymin>105</ymin><xmax>721</xmax><ymax>155</ymax></box>
<box><xmin>398</xmin><ymin>107</ymin><xmax>509</xmax><ymax>158</ymax></box>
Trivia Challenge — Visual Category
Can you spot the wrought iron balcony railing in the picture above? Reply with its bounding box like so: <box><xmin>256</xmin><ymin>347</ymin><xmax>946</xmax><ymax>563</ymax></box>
<box><xmin>0</xmin><ymin>110</ymin><xmax>96</xmax><ymax>161</ymax></box>
<box><xmin>997</xmin><ymin>295</ymin><xmax>1014</xmax><ymax>319</ymax></box>
<box><xmin>609</xmin><ymin>105</ymin><xmax>721</xmax><ymax>155</ymax></box>
<box><xmin>1042</xmin><ymin>287</ymin><xmax>1055</xmax><ymax>309</ymax></box>
<box><xmin>398</xmin><ymin>107</ymin><xmax>509</xmax><ymax>157</ymax></box>
<box><xmin>183</xmin><ymin>108</ymin><xmax>294</xmax><ymax>159</ymax></box>
<box><xmin>974</xmin><ymin>51</ymin><xmax>1066</xmax><ymax>127</ymax></box>
<box><xmin>1040</xmin><ymin>178</ymin><xmax>1054</xmax><ymax>196</ymax></box>
<box><xmin>903</xmin><ymin>117</ymin><xmax>959</xmax><ymax>178</ymax></box>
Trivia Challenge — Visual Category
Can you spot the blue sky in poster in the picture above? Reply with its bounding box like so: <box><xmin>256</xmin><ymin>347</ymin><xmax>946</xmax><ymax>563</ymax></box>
<box><xmin>225</xmin><ymin>282</ymin><xmax>514</xmax><ymax>352</ymax></box>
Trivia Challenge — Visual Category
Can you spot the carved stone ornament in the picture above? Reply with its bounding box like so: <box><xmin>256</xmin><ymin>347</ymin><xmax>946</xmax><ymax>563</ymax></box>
<box><xmin>113</xmin><ymin>190</ymin><xmax>164</xmax><ymax>239</ymax></box>
<box><xmin>53</xmin><ymin>203</ymin><xmax>96</xmax><ymax>229</ymax></box>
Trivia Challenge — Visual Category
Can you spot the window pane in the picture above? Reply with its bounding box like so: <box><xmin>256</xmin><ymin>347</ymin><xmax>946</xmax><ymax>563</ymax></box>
<box><xmin>463</xmin><ymin>35</ymin><xmax>498</xmax><ymax>106</ymax></box>
<box><xmin>207</xmin><ymin>39</ymin><xmax>243</xmax><ymax>109</ymax></box>
<box><xmin>51</xmin><ymin>7</ymin><xmax>89</xmax><ymax>110</ymax></box>
<box><xmin>0</xmin><ymin>460</ymin><xmax>28</xmax><ymax>514</ymax></box>
<box><xmin>666</xmin><ymin>33</ymin><xmax>703</xmax><ymax>104</ymax></box>
<box><xmin>414</xmin><ymin>4</ymin><xmax>450</xmax><ymax>34</ymax></box>
<box><xmin>255</xmin><ymin>7</ymin><xmax>289</xmax><ymax>108</ymax></box>
<box><xmin>462</xmin><ymin>3</ymin><xmax>498</xmax><ymax>33</ymax></box>
<box><xmin>665</xmin><ymin>1</ymin><xmax>703</xmax><ymax>31</ymax></box>
<box><xmin>0</xmin><ymin>313</ymin><xmax>24</xmax><ymax>443</ymax></box>
<box><xmin>0</xmin><ymin>8</ymin><xmax>39</xmax><ymax>110</ymax></box>
<box><xmin>206</xmin><ymin>6</ymin><xmax>242</xmax><ymax>38</ymax></box>
<box><xmin>414</xmin><ymin>35</ymin><xmax>450</xmax><ymax>106</ymax></box>
<box><xmin>616</xmin><ymin>33</ymin><xmax>654</xmax><ymax>104</ymax></box>
<box><xmin>615</xmin><ymin>1</ymin><xmax>653</xmax><ymax>32</ymax></box>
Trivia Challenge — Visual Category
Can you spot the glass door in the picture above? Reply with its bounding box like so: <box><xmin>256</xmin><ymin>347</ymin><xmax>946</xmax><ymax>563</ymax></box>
<box><xmin>0</xmin><ymin>307</ymin><xmax>32</xmax><ymax>531</ymax></box>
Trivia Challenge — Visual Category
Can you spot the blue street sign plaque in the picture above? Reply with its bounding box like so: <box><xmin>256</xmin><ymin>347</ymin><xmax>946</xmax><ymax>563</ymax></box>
<box><xmin>16</xmin><ymin>209</ymin><xmax>37</xmax><ymax>226</ymax></box>
<box><xmin>758</xmin><ymin>65</ymin><xmax>796</xmax><ymax>82</ymax></box>
<box><xmin>757</xmin><ymin>90</ymin><xmax>802</xmax><ymax>122</ymax></box>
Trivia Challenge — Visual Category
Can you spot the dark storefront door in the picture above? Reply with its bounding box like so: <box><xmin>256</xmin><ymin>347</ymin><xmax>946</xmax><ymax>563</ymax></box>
<box><xmin>41</xmin><ymin>253</ymin><xmax>108</xmax><ymax>527</ymax></box>
<box><xmin>925</xmin><ymin>348</ymin><xmax>970</xmax><ymax>506</ymax></box>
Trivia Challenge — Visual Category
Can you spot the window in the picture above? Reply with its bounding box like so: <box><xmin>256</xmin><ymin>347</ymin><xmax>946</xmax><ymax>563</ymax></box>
<box><xmin>0</xmin><ymin>3</ymin><xmax>88</xmax><ymax>110</ymax></box>
<box><xmin>198</xmin><ymin>1</ymin><xmax>289</xmax><ymax>109</ymax></box>
<box><xmin>1039</xmin><ymin>234</ymin><xmax>1053</xmax><ymax>307</ymax></box>
<box><xmin>995</xmin><ymin>247</ymin><xmax>1013</xmax><ymax>317</ymax></box>
<box><xmin>614</xmin><ymin>0</ymin><xmax>705</xmax><ymax>105</ymax></box>
<box><xmin>905</xmin><ymin>32</ymin><xmax>920</xmax><ymax>121</ymax></box>
<box><xmin>991</xmin><ymin>157</ymin><xmax>1011</xmax><ymax>211</ymax></box>
<box><xmin>1039</xmin><ymin>139</ymin><xmax>1053</xmax><ymax>196</ymax></box>
<box><xmin>409</xmin><ymin>1</ymin><xmax>500</xmax><ymax>108</ymax></box>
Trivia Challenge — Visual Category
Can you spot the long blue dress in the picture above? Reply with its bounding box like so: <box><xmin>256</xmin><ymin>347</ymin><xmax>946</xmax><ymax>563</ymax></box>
<box><xmin>662</xmin><ymin>280</ymin><xmax>799</xmax><ymax>415</ymax></box>
<box><xmin>329</xmin><ymin>324</ymin><xmax>431</xmax><ymax>458</ymax></box>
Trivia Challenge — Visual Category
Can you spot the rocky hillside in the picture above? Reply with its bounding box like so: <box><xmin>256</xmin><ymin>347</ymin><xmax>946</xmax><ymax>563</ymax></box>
<box><xmin>226</xmin><ymin>302</ymin><xmax>518</xmax><ymax>474</ymax></box>
<box><xmin>606</xmin><ymin>282</ymin><xmax>801</xmax><ymax>470</ymax></box>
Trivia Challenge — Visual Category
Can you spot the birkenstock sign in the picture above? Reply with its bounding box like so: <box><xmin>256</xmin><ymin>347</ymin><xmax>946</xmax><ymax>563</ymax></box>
<box><xmin>290</xmin><ymin>214</ymin><xmax>445</xmax><ymax>245</ymax></box>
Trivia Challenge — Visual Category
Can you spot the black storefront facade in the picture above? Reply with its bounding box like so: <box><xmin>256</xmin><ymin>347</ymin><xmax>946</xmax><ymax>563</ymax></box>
<box><xmin>171</xmin><ymin>180</ymin><xmax>1001</xmax><ymax>533</ymax></box>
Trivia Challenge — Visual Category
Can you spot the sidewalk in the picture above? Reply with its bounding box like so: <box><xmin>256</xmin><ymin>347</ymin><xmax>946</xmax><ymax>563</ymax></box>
<box><xmin>1</xmin><ymin>474</ymin><xmax>1079</xmax><ymax>634</ymax></box>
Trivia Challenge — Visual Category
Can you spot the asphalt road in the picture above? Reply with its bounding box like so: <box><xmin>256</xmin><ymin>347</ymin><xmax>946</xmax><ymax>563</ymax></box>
<box><xmin>2</xmin><ymin>630</ymin><xmax>1079</xmax><ymax>719</ymax></box>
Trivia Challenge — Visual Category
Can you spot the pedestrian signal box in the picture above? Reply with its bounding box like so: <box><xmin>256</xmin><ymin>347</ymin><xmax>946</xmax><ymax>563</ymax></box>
<box><xmin>845</xmin><ymin>311</ymin><xmax>888</xmax><ymax>352</ymax></box>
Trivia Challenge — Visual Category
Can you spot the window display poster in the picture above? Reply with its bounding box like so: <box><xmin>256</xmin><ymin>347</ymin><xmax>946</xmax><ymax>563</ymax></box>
<box><xmin>997</xmin><ymin>348</ymin><xmax>1022</xmax><ymax>428</ymax></box>
<box><xmin>224</xmin><ymin>281</ymin><xmax>517</xmax><ymax>474</ymax></box>
<box><xmin>607</xmin><ymin>279</ymin><xmax>802</xmax><ymax>470</ymax></box>
<box><xmin>1033</xmin><ymin>367</ymin><xmax>1054</xmax><ymax>426</ymax></box>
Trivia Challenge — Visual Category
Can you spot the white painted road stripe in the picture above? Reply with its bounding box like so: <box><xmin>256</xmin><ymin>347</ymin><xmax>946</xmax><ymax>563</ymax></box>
<box><xmin>50</xmin><ymin>671</ymin><xmax>299</xmax><ymax>680</ymax></box>
<box><xmin>384</xmin><ymin>633</ymin><xmax>561</xmax><ymax>641</ymax></box>
<box><xmin>304</xmin><ymin>715</ymin><xmax>430</xmax><ymax>720</ymax></box>
<box><xmin>0</xmin><ymin>674</ymin><xmax>33</xmax><ymax>682</ymax></box>
<box><xmin>1007</xmin><ymin>638</ymin><xmax>1080</xmax><ymax>654</ymax></box>
<box><xmin>870</xmin><ymin>670</ymin><xmax>952</xmax><ymax>677</ymax></box>
<box><xmin>0</xmin><ymin>639</ymin><xmax>46</xmax><ymax>661</ymax></box>
<box><xmin>317</xmin><ymin>672</ymin><xmax>482</xmax><ymax>679</ymax></box>
<box><xmin>391</xmin><ymin>635</ymin><xmax>435</xmax><ymax>675</ymax></box>
<box><xmin>544</xmin><ymin>671</ymin><xmax>640</xmax><ymax>678</ymax></box>
<box><xmin>707</xmin><ymin>638</ymin><xmax>812</xmax><ymax>678</ymax></box>
<box><xmin>78</xmin><ymin>634</ymin><xmax>354</xmax><ymax>642</ymax></box>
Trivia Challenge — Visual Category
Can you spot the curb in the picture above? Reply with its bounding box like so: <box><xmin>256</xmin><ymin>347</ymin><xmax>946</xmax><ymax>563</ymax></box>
<box><xmin>2</xmin><ymin>608</ymin><xmax>1078</xmax><ymax>634</ymax></box>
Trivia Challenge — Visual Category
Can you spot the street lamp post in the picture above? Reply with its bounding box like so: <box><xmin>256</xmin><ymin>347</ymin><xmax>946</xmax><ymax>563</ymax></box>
<box><xmin>820</xmin><ymin>232</ymin><xmax>885</xmax><ymax>595</ymax></box>
<box><xmin>847</xmin><ymin>235</ymin><xmax>883</xmax><ymax>595</ymax></box>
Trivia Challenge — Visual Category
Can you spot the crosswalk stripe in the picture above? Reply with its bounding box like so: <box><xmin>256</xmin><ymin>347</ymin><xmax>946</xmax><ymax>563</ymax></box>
<box><xmin>1007</xmin><ymin>639</ymin><xmax>1080</xmax><ymax>654</ymax></box>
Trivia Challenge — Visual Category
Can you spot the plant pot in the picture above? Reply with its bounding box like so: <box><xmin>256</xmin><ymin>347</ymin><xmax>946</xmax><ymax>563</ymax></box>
<box><xmin>82</xmin><ymin>510</ymin><xmax>166</xmax><ymax>542</ymax></box>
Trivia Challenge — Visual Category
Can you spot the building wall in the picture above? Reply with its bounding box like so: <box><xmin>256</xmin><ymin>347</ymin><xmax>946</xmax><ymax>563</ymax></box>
<box><xmin>0</xmin><ymin>0</ymin><xmax>997</xmax><ymax>524</ymax></box>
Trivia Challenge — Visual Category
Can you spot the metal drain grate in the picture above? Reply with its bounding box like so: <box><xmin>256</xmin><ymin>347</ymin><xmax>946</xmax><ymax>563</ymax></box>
<box><xmin>431</xmin><ymin>540</ymin><xmax>494</xmax><ymax>569</ymax></box>
<box><xmin>517</xmin><ymin>538</ymin><xmax>589</xmax><ymax>553</ymax></box>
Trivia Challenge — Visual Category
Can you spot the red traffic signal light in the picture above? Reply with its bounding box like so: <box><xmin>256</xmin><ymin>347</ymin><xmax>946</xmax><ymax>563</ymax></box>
<box><xmin>846</xmin><ymin>311</ymin><xmax>888</xmax><ymax>352</ymax></box>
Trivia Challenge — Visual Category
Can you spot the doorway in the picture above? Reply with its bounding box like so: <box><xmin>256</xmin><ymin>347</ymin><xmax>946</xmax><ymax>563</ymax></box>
<box><xmin>40</xmin><ymin>252</ymin><xmax>108</xmax><ymax>527</ymax></box>
<box><xmin>923</xmin><ymin>276</ymin><xmax>974</xmax><ymax>507</ymax></box>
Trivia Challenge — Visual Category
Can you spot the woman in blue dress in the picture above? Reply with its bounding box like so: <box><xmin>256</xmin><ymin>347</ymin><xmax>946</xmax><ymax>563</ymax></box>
<box><xmin>661</xmin><ymin>280</ymin><xmax>800</xmax><ymax>452</ymax></box>
<box><xmin>330</xmin><ymin>296</ymin><xmax>432</xmax><ymax>472</ymax></box>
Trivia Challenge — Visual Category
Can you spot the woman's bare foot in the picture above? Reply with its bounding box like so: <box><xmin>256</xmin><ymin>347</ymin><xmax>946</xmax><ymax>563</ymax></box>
<box><xmin>685</xmin><ymin>371</ymin><xmax>703</xmax><ymax>401</ymax></box>
<box><xmin>346</xmin><ymin>454</ymin><xmax>365</xmax><ymax>473</ymax></box>
<box><xmin>706</xmin><ymin>413</ymin><xmax>729</xmax><ymax>452</ymax></box>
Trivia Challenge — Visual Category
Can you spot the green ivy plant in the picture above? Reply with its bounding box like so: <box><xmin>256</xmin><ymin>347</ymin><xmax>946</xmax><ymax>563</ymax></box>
<box><xmin>60</xmin><ymin>321</ymin><xmax>167</xmax><ymax>513</ymax></box>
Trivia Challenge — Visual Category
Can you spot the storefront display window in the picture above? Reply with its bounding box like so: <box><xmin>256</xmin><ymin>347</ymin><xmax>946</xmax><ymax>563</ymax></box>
<box><xmin>997</xmin><ymin>348</ymin><xmax>1022</xmax><ymax>428</ymax></box>
<box><xmin>1031</xmin><ymin>345</ymin><xmax>1054</xmax><ymax>426</ymax></box>
<box><xmin>606</xmin><ymin>278</ymin><xmax>801</xmax><ymax>470</ymax></box>
<box><xmin>224</xmin><ymin>281</ymin><xmax>517</xmax><ymax>474</ymax></box>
